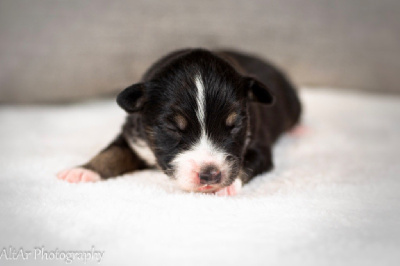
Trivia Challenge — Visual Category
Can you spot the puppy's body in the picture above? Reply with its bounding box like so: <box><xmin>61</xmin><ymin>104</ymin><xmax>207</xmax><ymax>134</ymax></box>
<box><xmin>58</xmin><ymin>48</ymin><xmax>301</xmax><ymax>195</ymax></box>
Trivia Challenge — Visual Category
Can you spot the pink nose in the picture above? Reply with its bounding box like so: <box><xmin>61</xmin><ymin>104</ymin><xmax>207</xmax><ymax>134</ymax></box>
<box><xmin>198</xmin><ymin>165</ymin><xmax>221</xmax><ymax>184</ymax></box>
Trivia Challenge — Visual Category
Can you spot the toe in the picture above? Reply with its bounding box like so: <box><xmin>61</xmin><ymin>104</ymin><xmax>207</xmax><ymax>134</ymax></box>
<box><xmin>289</xmin><ymin>125</ymin><xmax>308</xmax><ymax>136</ymax></box>
<box><xmin>57</xmin><ymin>169</ymin><xmax>69</xmax><ymax>180</ymax></box>
<box><xmin>65</xmin><ymin>169</ymin><xmax>83</xmax><ymax>183</ymax></box>
<box><xmin>215</xmin><ymin>178</ymin><xmax>242</xmax><ymax>196</ymax></box>
<box><xmin>227</xmin><ymin>185</ymin><xmax>236</xmax><ymax>196</ymax></box>
<box><xmin>81</xmin><ymin>170</ymin><xmax>101</xmax><ymax>182</ymax></box>
<box><xmin>58</xmin><ymin>168</ymin><xmax>100</xmax><ymax>183</ymax></box>
<box><xmin>215</xmin><ymin>187</ymin><xmax>229</xmax><ymax>196</ymax></box>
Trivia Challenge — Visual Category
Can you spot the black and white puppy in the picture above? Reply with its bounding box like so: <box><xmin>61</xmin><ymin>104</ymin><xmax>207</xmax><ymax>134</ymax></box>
<box><xmin>58</xmin><ymin>48</ymin><xmax>302</xmax><ymax>196</ymax></box>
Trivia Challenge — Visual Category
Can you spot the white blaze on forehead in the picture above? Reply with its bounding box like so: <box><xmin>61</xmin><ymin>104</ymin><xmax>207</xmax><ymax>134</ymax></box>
<box><xmin>195</xmin><ymin>75</ymin><xmax>206</xmax><ymax>130</ymax></box>
<box><xmin>171</xmin><ymin>75</ymin><xmax>232</xmax><ymax>191</ymax></box>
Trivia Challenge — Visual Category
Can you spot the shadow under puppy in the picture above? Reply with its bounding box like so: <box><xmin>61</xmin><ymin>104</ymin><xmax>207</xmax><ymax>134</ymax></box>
<box><xmin>58</xmin><ymin>48</ymin><xmax>302</xmax><ymax>196</ymax></box>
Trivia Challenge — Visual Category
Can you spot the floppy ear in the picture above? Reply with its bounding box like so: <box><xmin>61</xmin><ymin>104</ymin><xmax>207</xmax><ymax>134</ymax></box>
<box><xmin>116</xmin><ymin>83</ymin><xmax>147</xmax><ymax>113</ymax></box>
<box><xmin>244</xmin><ymin>77</ymin><xmax>275</xmax><ymax>106</ymax></box>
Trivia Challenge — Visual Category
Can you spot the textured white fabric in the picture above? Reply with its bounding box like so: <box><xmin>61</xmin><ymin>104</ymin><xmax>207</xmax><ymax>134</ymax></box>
<box><xmin>0</xmin><ymin>88</ymin><xmax>399</xmax><ymax>266</ymax></box>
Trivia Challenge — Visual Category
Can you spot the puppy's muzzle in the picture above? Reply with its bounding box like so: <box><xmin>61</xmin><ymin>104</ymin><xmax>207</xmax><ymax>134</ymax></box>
<box><xmin>199</xmin><ymin>165</ymin><xmax>222</xmax><ymax>185</ymax></box>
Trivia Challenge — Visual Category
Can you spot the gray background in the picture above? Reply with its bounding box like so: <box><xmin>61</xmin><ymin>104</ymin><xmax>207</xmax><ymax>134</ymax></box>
<box><xmin>1</xmin><ymin>0</ymin><xmax>399</xmax><ymax>103</ymax></box>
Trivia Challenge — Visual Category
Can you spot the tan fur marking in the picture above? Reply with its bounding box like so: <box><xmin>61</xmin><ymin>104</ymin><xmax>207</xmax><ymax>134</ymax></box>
<box><xmin>175</xmin><ymin>115</ymin><xmax>187</xmax><ymax>130</ymax></box>
<box><xmin>226</xmin><ymin>112</ymin><xmax>237</xmax><ymax>127</ymax></box>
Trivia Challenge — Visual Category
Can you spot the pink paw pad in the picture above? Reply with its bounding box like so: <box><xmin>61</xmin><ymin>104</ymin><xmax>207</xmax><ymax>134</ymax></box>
<box><xmin>289</xmin><ymin>125</ymin><xmax>308</xmax><ymax>136</ymax></box>
<box><xmin>215</xmin><ymin>179</ymin><xmax>242</xmax><ymax>196</ymax></box>
<box><xmin>57</xmin><ymin>168</ymin><xmax>101</xmax><ymax>183</ymax></box>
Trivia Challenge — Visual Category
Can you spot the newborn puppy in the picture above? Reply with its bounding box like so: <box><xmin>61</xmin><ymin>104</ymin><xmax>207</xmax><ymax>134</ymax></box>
<box><xmin>58</xmin><ymin>48</ymin><xmax>302</xmax><ymax>195</ymax></box>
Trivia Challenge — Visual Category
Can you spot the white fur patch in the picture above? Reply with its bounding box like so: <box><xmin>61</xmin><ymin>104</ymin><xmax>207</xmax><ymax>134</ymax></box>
<box><xmin>127</xmin><ymin>138</ymin><xmax>157</xmax><ymax>166</ymax></box>
<box><xmin>233</xmin><ymin>178</ymin><xmax>243</xmax><ymax>192</ymax></box>
<box><xmin>195</xmin><ymin>75</ymin><xmax>206</xmax><ymax>130</ymax></box>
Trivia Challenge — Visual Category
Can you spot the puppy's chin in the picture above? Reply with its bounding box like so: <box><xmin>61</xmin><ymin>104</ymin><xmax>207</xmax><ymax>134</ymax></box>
<box><xmin>174</xmin><ymin>172</ymin><xmax>238</xmax><ymax>193</ymax></box>
<box><xmin>183</xmin><ymin>184</ymin><xmax>221</xmax><ymax>193</ymax></box>
<box><xmin>174</xmin><ymin>173</ymin><xmax>220</xmax><ymax>193</ymax></box>
<box><xmin>177</xmin><ymin>182</ymin><xmax>223</xmax><ymax>193</ymax></box>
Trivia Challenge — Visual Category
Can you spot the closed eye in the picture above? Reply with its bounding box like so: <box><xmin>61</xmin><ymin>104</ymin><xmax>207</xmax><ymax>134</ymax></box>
<box><xmin>230</xmin><ymin>126</ymin><xmax>241</xmax><ymax>135</ymax></box>
<box><xmin>165</xmin><ymin>124</ymin><xmax>179</xmax><ymax>133</ymax></box>
<box><xmin>227</xmin><ymin>114</ymin><xmax>244</xmax><ymax>135</ymax></box>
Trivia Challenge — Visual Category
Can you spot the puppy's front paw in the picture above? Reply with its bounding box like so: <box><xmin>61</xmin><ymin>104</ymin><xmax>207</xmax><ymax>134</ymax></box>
<box><xmin>289</xmin><ymin>125</ymin><xmax>308</xmax><ymax>136</ymax></box>
<box><xmin>57</xmin><ymin>167</ymin><xmax>101</xmax><ymax>183</ymax></box>
<box><xmin>215</xmin><ymin>179</ymin><xmax>242</xmax><ymax>196</ymax></box>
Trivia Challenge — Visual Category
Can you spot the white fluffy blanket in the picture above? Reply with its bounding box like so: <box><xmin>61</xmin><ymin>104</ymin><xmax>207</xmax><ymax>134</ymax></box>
<box><xmin>0</xmin><ymin>89</ymin><xmax>399</xmax><ymax>266</ymax></box>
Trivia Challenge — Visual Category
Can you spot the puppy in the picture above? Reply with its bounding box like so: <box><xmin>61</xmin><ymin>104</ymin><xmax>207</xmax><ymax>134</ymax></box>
<box><xmin>58</xmin><ymin>48</ymin><xmax>302</xmax><ymax>195</ymax></box>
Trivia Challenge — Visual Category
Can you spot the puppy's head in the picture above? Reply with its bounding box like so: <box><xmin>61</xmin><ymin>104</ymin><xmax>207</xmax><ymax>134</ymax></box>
<box><xmin>117</xmin><ymin>50</ymin><xmax>274</xmax><ymax>192</ymax></box>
